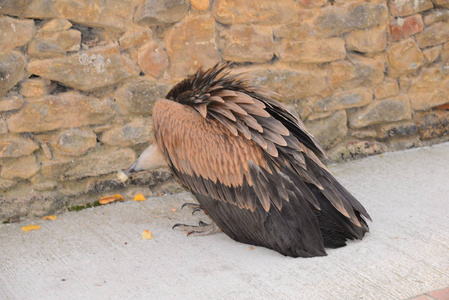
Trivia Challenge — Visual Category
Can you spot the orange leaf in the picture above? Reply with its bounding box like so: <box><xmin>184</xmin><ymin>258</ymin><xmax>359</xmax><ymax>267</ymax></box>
<box><xmin>22</xmin><ymin>225</ymin><xmax>41</xmax><ymax>232</ymax></box>
<box><xmin>43</xmin><ymin>215</ymin><xmax>57</xmax><ymax>221</ymax></box>
<box><xmin>142</xmin><ymin>230</ymin><xmax>153</xmax><ymax>240</ymax></box>
<box><xmin>99</xmin><ymin>194</ymin><xmax>125</xmax><ymax>205</ymax></box>
<box><xmin>133</xmin><ymin>193</ymin><xmax>146</xmax><ymax>201</ymax></box>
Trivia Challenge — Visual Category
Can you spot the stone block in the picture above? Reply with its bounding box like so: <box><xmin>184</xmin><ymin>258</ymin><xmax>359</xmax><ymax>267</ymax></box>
<box><xmin>274</xmin><ymin>22</ymin><xmax>315</xmax><ymax>41</ymax></box>
<box><xmin>329</xmin><ymin>140</ymin><xmax>387</xmax><ymax>161</ymax></box>
<box><xmin>305</xmin><ymin>110</ymin><xmax>347</xmax><ymax>149</ymax></box>
<box><xmin>249</xmin><ymin>67</ymin><xmax>328</xmax><ymax>101</ymax></box>
<box><xmin>0</xmin><ymin>0</ymin><xmax>55</xmax><ymax>19</ymax></box>
<box><xmin>0</xmin><ymin>136</ymin><xmax>39</xmax><ymax>158</ymax></box>
<box><xmin>40</xmin><ymin>19</ymin><xmax>72</xmax><ymax>32</ymax></box>
<box><xmin>442</xmin><ymin>42</ymin><xmax>449</xmax><ymax>65</ymax></box>
<box><xmin>100</xmin><ymin>118</ymin><xmax>152</xmax><ymax>147</ymax></box>
<box><xmin>6</xmin><ymin>92</ymin><xmax>116</xmax><ymax>133</ymax></box>
<box><xmin>0</xmin><ymin>95</ymin><xmax>24</xmax><ymax>112</ymax></box>
<box><xmin>0</xmin><ymin>52</ymin><xmax>27</xmax><ymax>96</ymax></box>
<box><xmin>374</xmin><ymin>79</ymin><xmax>399</xmax><ymax>99</ymax></box>
<box><xmin>279</xmin><ymin>38</ymin><xmax>346</xmax><ymax>63</ymax></box>
<box><xmin>137</xmin><ymin>41</ymin><xmax>169</xmax><ymax>79</ymax></box>
<box><xmin>119</xmin><ymin>27</ymin><xmax>152</xmax><ymax>50</ymax></box>
<box><xmin>0</xmin><ymin>119</ymin><xmax>7</xmax><ymax>135</ymax></box>
<box><xmin>345</xmin><ymin>26</ymin><xmax>387</xmax><ymax>53</ymax></box>
<box><xmin>377</xmin><ymin>121</ymin><xmax>418</xmax><ymax>138</ymax></box>
<box><xmin>314</xmin><ymin>88</ymin><xmax>373</xmax><ymax>112</ymax></box>
<box><xmin>415</xmin><ymin>111</ymin><xmax>449</xmax><ymax>139</ymax></box>
<box><xmin>165</xmin><ymin>15</ymin><xmax>220</xmax><ymax>77</ymax></box>
<box><xmin>136</xmin><ymin>0</ymin><xmax>189</xmax><ymax>26</ymax></box>
<box><xmin>51</xmin><ymin>128</ymin><xmax>97</xmax><ymax>156</ymax></box>
<box><xmin>27</xmin><ymin>45</ymin><xmax>140</xmax><ymax>91</ymax></box>
<box><xmin>330</xmin><ymin>56</ymin><xmax>384</xmax><ymax>89</ymax></box>
<box><xmin>19</xmin><ymin>78</ymin><xmax>54</xmax><ymax>99</ymax></box>
<box><xmin>423</xmin><ymin>8</ymin><xmax>449</xmax><ymax>25</ymax></box>
<box><xmin>416</xmin><ymin>21</ymin><xmax>449</xmax><ymax>48</ymax></box>
<box><xmin>28</xmin><ymin>29</ymin><xmax>81</xmax><ymax>58</ymax></box>
<box><xmin>390</xmin><ymin>14</ymin><xmax>424</xmax><ymax>41</ymax></box>
<box><xmin>314</xmin><ymin>3</ymin><xmax>388</xmax><ymax>36</ymax></box>
<box><xmin>297</xmin><ymin>0</ymin><xmax>326</xmax><ymax>8</ymax></box>
<box><xmin>212</xmin><ymin>0</ymin><xmax>296</xmax><ymax>24</ymax></box>
<box><xmin>1</xmin><ymin>154</ymin><xmax>39</xmax><ymax>180</ymax></box>
<box><xmin>0</xmin><ymin>16</ymin><xmax>36</xmax><ymax>51</ymax></box>
<box><xmin>387</xmin><ymin>39</ymin><xmax>424</xmax><ymax>78</ymax></box>
<box><xmin>114</xmin><ymin>78</ymin><xmax>168</xmax><ymax>116</ymax></box>
<box><xmin>219</xmin><ymin>25</ymin><xmax>274</xmax><ymax>63</ymax></box>
<box><xmin>389</xmin><ymin>0</ymin><xmax>434</xmax><ymax>17</ymax></box>
<box><xmin>348</xmin><ymin>95</ymin><xmax>411</xmax><ymax>128</ymax></box>
<box><xmin>408</xmin><ymin>67</ymin><xmax>449</xmax><ymax>110</ymax></box>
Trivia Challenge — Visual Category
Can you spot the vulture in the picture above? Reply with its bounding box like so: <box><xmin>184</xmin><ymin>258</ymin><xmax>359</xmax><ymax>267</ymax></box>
<box><xmin>123</xmin><ymin>63</ymin><xmax>371</xmax><ymax>258</ymax></box>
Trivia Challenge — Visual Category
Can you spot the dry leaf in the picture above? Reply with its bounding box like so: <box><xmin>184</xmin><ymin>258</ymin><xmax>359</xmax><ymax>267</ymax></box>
<box><xmin>117</xmin><ymin>170</ymin><xmax>129</xmax><ymax>183</ymax></box>
<box><xmin>249</xmin><ymin>246</ymin><xmax>254</xmax><ymax>251</ymax></box>
<box><xmin>171</xmin><ymin>208</ymin><xmax>177</xmax><ymax>212</ymax></box>
<box><xmin>142</xmin><ymin>230</ymin><xmax>153</xmax><ymax>240</ymax></box>
<box><xmin>99</xmin><ymin>194</ymin><xmax>125</xmax><ymax>205</ymax></box>
<box><xmin>22</xmin><ymin>224</ymin><xmax>41</xmax><ymax>232</ymax></box>
<box><xmin>43</xmin><ymin>215</ymin><xmax>57</xmax><ymax>221</ymax></box>
<box><xmin>133</xmin><ymin>193</ymin><xmax>146</xmax><ymax>201</ymax></box>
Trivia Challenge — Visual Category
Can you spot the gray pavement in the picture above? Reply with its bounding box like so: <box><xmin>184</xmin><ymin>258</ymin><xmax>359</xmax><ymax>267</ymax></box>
<box><xmin>1</xmin><ymin>142</ymin><xmax>448</xmax><ymax>300</ymax></box>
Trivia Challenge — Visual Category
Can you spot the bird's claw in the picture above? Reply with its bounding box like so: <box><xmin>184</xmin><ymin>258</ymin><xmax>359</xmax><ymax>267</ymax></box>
<box><xmin>181</xmin><ymin>202</ymin><xmax>204</xmax><ymax>215</ymax></box>
<box><xmin>172</xmin><ymin>221</ymin><xmax>221</xmax><ymax>236</ymax></box>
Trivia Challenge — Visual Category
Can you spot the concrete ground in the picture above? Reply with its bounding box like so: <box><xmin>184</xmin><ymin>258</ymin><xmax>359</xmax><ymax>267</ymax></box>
<box><xmin>1</xmin><ymin>142</ymin><xmax>448</xmax><ymax>300</ymax></box>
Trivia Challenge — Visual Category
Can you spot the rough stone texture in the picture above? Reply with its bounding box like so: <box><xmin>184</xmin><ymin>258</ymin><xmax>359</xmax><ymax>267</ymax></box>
<box><xmin>408</xmin><ymin>68</ymin><xmax>449</xmax><ymax>110</ymax></box>
<box><xmin>0</xmin><ymin>95</ymin><xmax>24</xmax><ymax>112</ymax></box>
<box><xmin>28</xmin><ymin>29</ymin><xmax>81</xmax><ymax>58</ymax></box>
<box><xmin>314</xmin><ymin>3</ymin><xmax>388</xmax><ymax>37</ymax></box>
<box><xmin>330</xmin><ymin>56</ymin><xmax>384</xmax><ymax>89</ymax></box>
<box><xmin>305</xmin><ymin>110</ymin><xmax>347</xmax><ymax>149</ymax></box>
<box><xmin>137</xmin><ymin>41</ymin><xmax>169</xmax><ymax>79</ymax></box>
<box><xmin>19</xmin><ymin>78</ymin><xmax>54</xmax><ymax>99</ymax></box>
<box><xmin>328</xmin><ymin>140</ymin><xmax>387</xmax><ymax>161</ymax></box>
<box><xmin>191</xmin><ymin>0</ymin><xmax>210</xmax><ymax>10</ymax></box>
<box><xmin>212</xmin><ymin>0</ymin><xmax>296</xmax><ymax>24</ymax></box>
<box><xmin>219</xmin><ymin>25</ymin><xmax>275</xmax><ymax>63</ymax></box>
<box><xmin>390</xmin><ymin>14</ymin><xmax>424</xmax><ymax>41</ymax></box>
<box><xmin>119</xmin><ymin>27</ymin><xmax>152</xmax><ymax>50</ymax></box>
<box><xmin>0</xmin><ymin>52</ymin><xmax>27</xmax><ymax>96</ymax></box>
<box><xmin>423</xmin><ymin>45</ymin><xmax>443</xmax><ymax>64</ymax></box>
<box><xmin>387</xmin><ymin>39</ymin><xmax>424</xmax><ymax>78</ymax></box>
<box><xmin>249</xmin><ymin>67</ymin><xmax>328</xmax><ymax>101</ymax></box>
<box><xmin>27</xmin><ymin>45</ymin><xmax>140</xmax><ymax>91</ymax></box>
<box><xmin>0</xmin><ymin>119</ymin><xmax>7</xmax><ymax>135</ymax></box>
<box><xmin>0</xmin><ymin>136</ymin><xmax>39</xmax><ymax>158</ymax></box>
<box><xmin>6</xmin><ymin>92</ymin><xmax>116</xmax><ymax>133</ymax></box>
<box><xmin>432</xmin><ymin>0</ymin><xmax>449</xmax><ymax>8</ymax></box>
<box><xmin>423</xmin><ymin>9</ymin><xmax>449</xmax><ymax>25</ymax></box>
<box><xmin>1</xmin><ymin>155</ymin><xmax>39</xmax><ymax>180</ymax></box>
<box><xmin>389</xmin><ymin>0</ymin><xmax>434</xmax><ymax>17</ymax></box>
<box><xmin>100</xmin><ymin>118</ymin><xmax>152</xmax><ymax>147</ymax></box>
<box><xmin>416</xmin><ymin>111</ymin><xmax>449</xmax><ymax>139</ymax></box>
<box><xmin>0</xmin><ymin>16</ymin><xmax>36</xmax><ymax>51</ymax></box>
<box><xmin>374</xmin><ymin>79</ymin><xmax>399</xmax><ymax>99</ymax></box>
<box><xmin>314</xmin><ymin>88</ymin><xmax>373</xmax><ymax>112</ymax></box>
<box><xmin>50</xmin><ymin>128</ymin><xmax>97</xmax><ymax>156</ymax></box>
<box><xmin>42</xmin><ymin>147</ymin><xmax>136</xmax><ymax>180</ymax></box>
<box><xmin>136</xmin><ymin>0</ymin><xmax>189</xmax><ymax>26</ymax></box>
<box><xmin>279</xmin><ymin>38</ymin><xmax>346</xmax><ymax>63</ymax></box>
<box><xmin>348</xmin><ymin>95</ymin><xmax>412</xmax><ymax>128</ymax></box>
<box><xmin>165</xmin><ymin>15</ymin><xmax>220</xmax><ymax>77</ymax></box>
<box><xmin>377</xmin><ymin>121</ymin><xmax>419</xmax><ymax>139</ymax></box>
<box><xmin>40</xmin><ymin>19</ymin><xmax>72</xmax><ymax>32</ymax></box>
<box><xmin>114</xmin><ymin>78</ymin><xmax>168</xmax><ymax>116</ymax></box>
<box><xmin>415</xmin><ymin>21</ymin><xmax>449</xmax><ymax>48</ymax></box>
<box><xmin>345</xmin><ymin>26</ymin><xmax>387</xmax><ymax>53</ymax></box>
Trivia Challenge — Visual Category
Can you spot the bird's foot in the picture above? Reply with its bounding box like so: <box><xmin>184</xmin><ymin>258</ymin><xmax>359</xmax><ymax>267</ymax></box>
<box><xmin>181</xmin><ymin>202</ymin><xmax>203</xmax><ymax>215</ymax></box>
<box><xmin>172</xmin><ymin>221</ymin><xmax>221</xmax><ymax>236</ymax></box>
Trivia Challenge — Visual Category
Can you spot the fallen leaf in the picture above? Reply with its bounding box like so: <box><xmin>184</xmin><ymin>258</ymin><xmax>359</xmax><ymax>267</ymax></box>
<box><xmin>99</xmin><ymin>194</ymin><xmax>125</xmax><ymax>205</ymax></box>
<box><xmin>117</xmin><ymin>170</ymin><xmax>129</xmax><ymax>183</ymax></box>
<box><xmin>171</xmin><ymin>208</ymin><xmax>177</xmax><ymax>212</ymax></box>
<box><xmin>133</xmin><ymin>193</ymin><xmax>146</xmax><ymax>201</ymax></box>
<box><xmin>43</xmin><ymin>215</ymin><xmax>57</xmax><ymax>221</ymax></box>
<box><xmin>142</xmin><ymin>230</ymin><xmax>153</xmax><ymax>240</ymax></box>
<box><xmin>249</xmin><ymin>246</ymin><xmax>254</xmax><ymax>251</ymax></box>
<box><xmin>22</xmin><ymin>224</ymin><xmax>41</xmax><ymax>232</ymax></box>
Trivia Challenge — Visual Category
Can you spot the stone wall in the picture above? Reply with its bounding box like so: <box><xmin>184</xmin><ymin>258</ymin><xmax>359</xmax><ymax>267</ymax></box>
<box><xmin>1</xmin><ymin>0</ymin><xmax>449</xmax><ymax>221</ymax></box>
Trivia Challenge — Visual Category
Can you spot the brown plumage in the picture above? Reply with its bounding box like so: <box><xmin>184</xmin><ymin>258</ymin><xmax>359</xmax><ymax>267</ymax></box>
<box><xmin>126</xmin><ymin>63</ymin><xmax>371</xmax><ymax>257</ymax></box>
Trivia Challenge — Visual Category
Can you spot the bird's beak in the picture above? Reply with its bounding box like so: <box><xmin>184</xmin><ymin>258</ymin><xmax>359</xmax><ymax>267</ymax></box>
<box><xmin>117</xmin><ymin>143</ymin><xmax>168</xmax><ymax>183</ymax></box>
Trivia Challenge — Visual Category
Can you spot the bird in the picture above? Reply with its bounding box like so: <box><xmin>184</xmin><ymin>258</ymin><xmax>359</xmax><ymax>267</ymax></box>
<box><xmin>122</xmin><ymin>63</ymin><xmax>371</xmax><ymax>258</ymax></box>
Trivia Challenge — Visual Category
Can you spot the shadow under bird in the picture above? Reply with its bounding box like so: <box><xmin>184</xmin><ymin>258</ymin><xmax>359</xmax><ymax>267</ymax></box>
<box><xmin>122</xmin><ymin>63</ymin><xmax>371</xmax><ymax>258</ymax></box>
